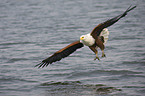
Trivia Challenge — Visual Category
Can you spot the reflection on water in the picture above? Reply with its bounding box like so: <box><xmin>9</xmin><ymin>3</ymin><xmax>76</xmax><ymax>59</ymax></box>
<box><xmin>0</xmin><ymin>0</ymin><xmax>145</xmax><ymax>96</ymax></box>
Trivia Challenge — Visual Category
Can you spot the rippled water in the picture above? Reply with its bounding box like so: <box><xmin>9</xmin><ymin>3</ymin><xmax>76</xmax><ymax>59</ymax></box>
<box><xmin>0</xmin><ymin>0</ymin><xmax>145</xmax><ymax>96</ymax></box>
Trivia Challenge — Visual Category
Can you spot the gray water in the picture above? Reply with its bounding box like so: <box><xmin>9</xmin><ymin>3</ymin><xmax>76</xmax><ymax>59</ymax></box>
<box><xmin>0</xmin><ymin>0</ymin><xmax>145</xmax><ymax>96</ymax></box>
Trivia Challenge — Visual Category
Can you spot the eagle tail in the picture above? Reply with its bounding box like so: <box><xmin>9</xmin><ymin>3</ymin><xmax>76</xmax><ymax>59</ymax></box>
<box><xmin>100</xmin><ymin>28</ymin><xmax>109</xmax><ymax>44</ymax></box>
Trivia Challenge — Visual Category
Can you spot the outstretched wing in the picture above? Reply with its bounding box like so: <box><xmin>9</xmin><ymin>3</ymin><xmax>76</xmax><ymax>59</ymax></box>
<box><xmin>91</xmin><ymin>5</ymin><xmax>136</xmax><ymax>38</ymax></box>
<box><xmin>35</xmin><ymin>41</ymin><xmax>84</xmax><ymax>68</ymax></box>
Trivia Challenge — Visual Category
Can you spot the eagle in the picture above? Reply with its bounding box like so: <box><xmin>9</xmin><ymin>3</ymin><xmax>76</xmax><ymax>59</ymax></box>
<box><xmin>35</xmin><ymin>5</ymin><xmax>136</xmax><ymax>68</ymax></box>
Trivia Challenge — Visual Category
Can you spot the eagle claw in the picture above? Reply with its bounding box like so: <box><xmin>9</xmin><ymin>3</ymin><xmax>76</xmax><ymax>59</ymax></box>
<box><xmin>102</xmin><ymin>53</ymin><xmax>106</xmax><ymax>57</ymax></box>
<box><xmin>94</xmin><ymin>56</ymin><xmax>100</xmax><ymax>61</ymax></box>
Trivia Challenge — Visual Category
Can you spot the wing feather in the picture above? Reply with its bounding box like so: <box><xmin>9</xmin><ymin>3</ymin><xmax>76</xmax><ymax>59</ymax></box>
<box><xmin>35</xmin><ymin>41</ymin><xmax>84</xmax><ymax>68</ymax></box>
<box><xmin>91</xmin><ymin>5</ymin><xmax>136</xmax><ymax>38</ymax></box>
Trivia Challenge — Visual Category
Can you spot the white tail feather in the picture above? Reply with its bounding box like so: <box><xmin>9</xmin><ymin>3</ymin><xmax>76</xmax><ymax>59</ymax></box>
<box><xmin>100</xmin><ymin>28</ymin><xmax>109</xmax><ymax>44</ymax></box>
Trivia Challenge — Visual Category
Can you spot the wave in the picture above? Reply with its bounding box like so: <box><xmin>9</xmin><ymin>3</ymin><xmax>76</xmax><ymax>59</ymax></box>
<box><xmin>39</xmin><ymin>81</ymin><xmax>121</xmax><ymax>95</ymax></box>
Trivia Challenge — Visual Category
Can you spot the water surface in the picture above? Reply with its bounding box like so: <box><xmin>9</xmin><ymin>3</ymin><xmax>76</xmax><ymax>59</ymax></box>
<box><xmin>0</xmin><ymin>0</ymin><xmax>145</xmax><ymax>96</ymax></box>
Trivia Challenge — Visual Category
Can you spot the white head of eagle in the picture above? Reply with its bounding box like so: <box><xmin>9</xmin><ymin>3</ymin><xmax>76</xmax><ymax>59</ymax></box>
<box><xmin>80</xmin><ymin>33</ymin><xmax>95</xmax><ymax>46</ymax></box>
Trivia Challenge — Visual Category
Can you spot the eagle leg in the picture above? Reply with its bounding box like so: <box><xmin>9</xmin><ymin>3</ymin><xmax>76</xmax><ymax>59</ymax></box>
<box><xmin>95</xmin><ymin>38</ymin><xmax>106</xmax><ymax>58</ymax></box>
<box><xmin>101</xmin><ymin>50</ymin><xmax>106</xmax><ymax>57</ymax></box>
<box><xmin>89</xmin><ymin>46</ymin><xmax>100</xmax><ymax>61</ymax></box>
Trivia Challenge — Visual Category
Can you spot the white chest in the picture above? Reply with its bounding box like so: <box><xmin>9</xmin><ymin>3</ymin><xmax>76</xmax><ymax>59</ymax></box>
<box><xmin>80</xmin><ymin>34</ymin><xmax>95</xmax><ymax>46</ymax></box>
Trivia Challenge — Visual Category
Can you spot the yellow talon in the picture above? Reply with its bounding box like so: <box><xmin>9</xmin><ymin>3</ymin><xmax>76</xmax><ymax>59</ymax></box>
<box><xmin>94</xmin><ymin>56</ymin><xmax>100</xmax><ymax>61</ymax></box>
<box><xmin>101</xmin><ymin>50</ymin><xmax>106</xmax><ymax>57</ymax></box>
<box><xmin>102</xmin><ymin>53</ymin><xmax>106</xmax><ymax>57</ymax></box>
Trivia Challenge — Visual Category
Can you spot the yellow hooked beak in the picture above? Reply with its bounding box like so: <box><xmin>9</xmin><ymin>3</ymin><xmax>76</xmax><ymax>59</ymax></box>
<box><xmin>80</xmin><ymin>36</ymin><xmax>84</xmax><ymax>40</ymax></box>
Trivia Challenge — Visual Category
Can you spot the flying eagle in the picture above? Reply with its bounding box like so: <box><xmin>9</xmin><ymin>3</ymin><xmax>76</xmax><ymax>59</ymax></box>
<box><xmin>36</xmin><ymin>5</ymin><xmax>136</xmax><ymax>68</ymax></box>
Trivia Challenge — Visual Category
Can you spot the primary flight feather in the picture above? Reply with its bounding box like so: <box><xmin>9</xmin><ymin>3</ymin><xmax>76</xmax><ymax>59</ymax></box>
<box><xmin>36</xmin><ymin>5</ymin><xmax>136</xmax><ymax>68</ymax></box>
